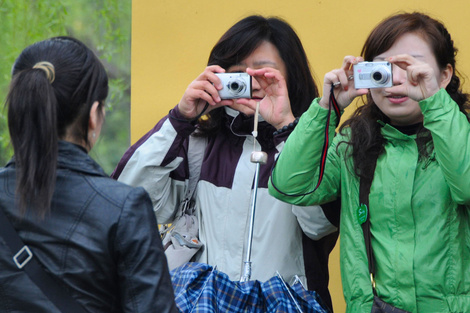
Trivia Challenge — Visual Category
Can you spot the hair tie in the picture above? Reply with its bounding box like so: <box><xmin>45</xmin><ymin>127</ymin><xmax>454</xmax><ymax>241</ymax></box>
<box><xmin>33</xmin><ymin>61</ymin><xmax>55</xmax><ymax>84</ymax></box>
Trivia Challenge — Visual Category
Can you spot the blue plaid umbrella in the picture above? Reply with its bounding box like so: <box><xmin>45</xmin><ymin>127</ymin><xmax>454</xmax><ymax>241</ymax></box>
<box><xmin>171</xmin><ymin>262</ymin><xmax>329</xmax><ymax>313</ymax></box>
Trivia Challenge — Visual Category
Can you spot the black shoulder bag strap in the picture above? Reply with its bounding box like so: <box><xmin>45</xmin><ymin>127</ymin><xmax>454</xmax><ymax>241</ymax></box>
<box><xmin>359</xmin><ymin>160</ymin><xmax>411</xmax><ymax>313</ymax></box>
<box><xmin>0</xmin><ymin>209</ymin><xmax>88</xmax><ymax>313</ymax></box>
<box><xmin>359</xmin><ymin>174</ymin><xmax>378</xmax><ymax>295</ymax></box>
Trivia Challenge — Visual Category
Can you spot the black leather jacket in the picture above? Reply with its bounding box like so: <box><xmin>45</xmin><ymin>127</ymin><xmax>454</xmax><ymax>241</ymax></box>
<box><xmin>0</xmin><ymin>141</ymin><xmax>177</xmax><ymax>313</ymax></box>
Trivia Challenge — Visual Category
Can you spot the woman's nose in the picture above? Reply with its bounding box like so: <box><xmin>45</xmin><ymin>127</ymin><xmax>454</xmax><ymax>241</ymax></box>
<box><xmin>392</xmin><ymin>64</ymin><xmax>406</xmax><ymax>85</ymax></box>
<box><xmin>251</xmin><ymin>76</ymin><xmax>261</xmax><ymax>91</ymax></box>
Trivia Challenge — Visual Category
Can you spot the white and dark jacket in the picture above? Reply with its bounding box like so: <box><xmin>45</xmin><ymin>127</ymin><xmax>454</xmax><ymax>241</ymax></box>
<box><xmin>112</xmin><ymin>106</ymin><xmax>340</xmax><ymax>309</ymax></box>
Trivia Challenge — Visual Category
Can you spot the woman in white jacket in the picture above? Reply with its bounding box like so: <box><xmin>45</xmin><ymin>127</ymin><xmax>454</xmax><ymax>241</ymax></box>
<box><xmin>112</xmin><ymin>15</ymin><xmax>340</xmax><ymax>311</ymax></box>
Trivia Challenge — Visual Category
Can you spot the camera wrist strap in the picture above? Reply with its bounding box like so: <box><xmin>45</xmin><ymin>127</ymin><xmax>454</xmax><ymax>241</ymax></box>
<box><xmin>0</xmin><ymin>209</ymin><xmax>88</xmax><ymax>313</ymax></box>
<box><xmin>269</xmin><ymin>84</ymin><xmax>341</xmax><ymax>197</ymax></box>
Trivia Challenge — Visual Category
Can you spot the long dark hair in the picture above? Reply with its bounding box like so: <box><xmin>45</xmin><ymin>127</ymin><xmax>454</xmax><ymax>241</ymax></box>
<box><xmin>199</xmin><ymin>15</ymin><xmax>318</xmax><ymax>134</ymax></box>
<box><xmin>6</xmin><ymin>36</ymin><xmax>109</xmax><ymax>217</ymax></box>
<box><xmin>339</xmin><ymin>12</ymin><xmax>470</xmax><ymax>183</ymax></box>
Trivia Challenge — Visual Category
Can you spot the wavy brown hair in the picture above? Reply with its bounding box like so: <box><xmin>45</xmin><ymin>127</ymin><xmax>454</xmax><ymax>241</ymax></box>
<box><xmin>339</xmin><ymin>12</ymin><xmax>470</xmax><ymax>183</ymax></box>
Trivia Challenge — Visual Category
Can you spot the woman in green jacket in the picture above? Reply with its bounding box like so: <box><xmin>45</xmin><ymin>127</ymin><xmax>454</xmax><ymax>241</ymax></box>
<box><xmin>261</xmin><ymin>12</ymin><xmax>470</xmax><ymax>313</ymax></box>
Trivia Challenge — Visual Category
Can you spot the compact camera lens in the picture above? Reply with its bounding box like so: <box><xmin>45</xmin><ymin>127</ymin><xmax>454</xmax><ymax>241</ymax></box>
<box><xmin>372</xmin><ymin>71</ymin><xmax>383</xmax><ymax>82</ymax></box>
<box><xmin>227</xmin><ymin>79</ymin><xmax>246</xmax><ymax>95</ymax></box>
<box><xmin>230</xmin><ymin>82</ymin><xmax>240</xmax><ymax>91</ymax></box>
<box><xmin>371</xmin><ymin>67</ymin><xmax>390</xmax><ymax>85</ymax></box>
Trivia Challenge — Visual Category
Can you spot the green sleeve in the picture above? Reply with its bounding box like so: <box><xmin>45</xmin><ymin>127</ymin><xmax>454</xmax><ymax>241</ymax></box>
<box><xmin>269</xmin><ymin>98</ymin><xmax>341</xmax><ymax>206</ymax></box>
<box><xmin>420</xmin><ymin>88</ymin><xmax>470</xmax><ymax>204</ymax></box>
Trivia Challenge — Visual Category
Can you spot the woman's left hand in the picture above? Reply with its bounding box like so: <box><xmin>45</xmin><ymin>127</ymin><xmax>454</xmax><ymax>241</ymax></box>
<box><xmin>236</xmin><ymin>67</ymin><xmax>295</xmax><ymax>130</ymax></box>
<box><xmin>386</xmin><ymin>54</ymin><xmax>441</xmax><ymax>101</ymax></box>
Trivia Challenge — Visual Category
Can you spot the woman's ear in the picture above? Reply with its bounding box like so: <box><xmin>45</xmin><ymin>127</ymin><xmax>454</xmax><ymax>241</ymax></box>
<box><xmin>439</xmin><ymin>64</ymin><xmax>453</xmax><ymax>89</ymax></box>
<box><xmin>88</xmin><ymin>101</ymin><xmax>101</xmax><ymax>133</ymax></box>
<box><xmin>87</xmin><ymin>101</ymin><xmax>103</xmax><ymax>150</ymax></box>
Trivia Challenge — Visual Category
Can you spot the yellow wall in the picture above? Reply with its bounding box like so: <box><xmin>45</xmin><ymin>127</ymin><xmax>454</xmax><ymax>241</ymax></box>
<box><xmin>131</xmin><ymin>1</ymin><xmax>470</xmax><ymax>312</ymax></box>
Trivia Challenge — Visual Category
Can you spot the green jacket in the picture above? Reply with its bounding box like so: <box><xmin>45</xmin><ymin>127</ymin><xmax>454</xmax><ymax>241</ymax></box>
<box><xmin>269</xmin><ymin>89</ymin><xmax>470</xmax><ymax>312</ymax></box>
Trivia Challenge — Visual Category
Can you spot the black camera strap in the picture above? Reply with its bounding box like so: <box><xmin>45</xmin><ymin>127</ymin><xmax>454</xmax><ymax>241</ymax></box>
<box><xmin>270</xmin><ymin>84</ymin><xmax>341</xmax><ymax>197</ymax></box>
<box><xmin>0</xmin><ymin>209</ymin><xmax>88</xmax><ymax>313</ymax></box>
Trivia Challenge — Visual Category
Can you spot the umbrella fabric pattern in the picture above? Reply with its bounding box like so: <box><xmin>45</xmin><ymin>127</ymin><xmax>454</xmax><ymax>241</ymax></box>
<box><xmin>171</xmin><ymin>262</ymin><xmax>329</xmax><ymax>313</ymax></box>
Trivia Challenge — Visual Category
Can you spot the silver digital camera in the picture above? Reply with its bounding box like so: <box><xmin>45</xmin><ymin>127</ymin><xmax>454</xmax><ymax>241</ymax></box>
<box><xmin>353</xmin><ymin>61</ymin><xmax>393</xmax><ymax>89</ymax></box>
<box><xmin>216</xmin><ymin>73</ymin><xmax>252</xmax><ymax>99</ymax></box>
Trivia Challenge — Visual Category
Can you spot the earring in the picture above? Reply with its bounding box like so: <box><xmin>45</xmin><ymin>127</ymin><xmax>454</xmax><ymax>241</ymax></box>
<box><xmin>92</xmin><ymin>132</ymin><xmax>96</xmax><ymax>139</ymax></box>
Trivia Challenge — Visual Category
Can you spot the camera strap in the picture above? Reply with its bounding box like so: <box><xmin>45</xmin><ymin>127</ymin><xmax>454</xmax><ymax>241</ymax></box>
<box><xmin>270</xmin><ymin>84</ymin><xmax>341</xmax><ymax>197</ymax></box>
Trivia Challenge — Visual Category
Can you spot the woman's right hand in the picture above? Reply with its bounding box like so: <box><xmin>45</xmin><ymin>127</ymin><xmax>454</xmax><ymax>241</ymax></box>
<box><xmin>177</xmin><ymin>65</ymin><xmax>230</xmax><ymax>120</ymax></box>
<box><xmin>318</xmin><ymin>56</ymin><xmax>369</xmax><ymax>110</ymax></box>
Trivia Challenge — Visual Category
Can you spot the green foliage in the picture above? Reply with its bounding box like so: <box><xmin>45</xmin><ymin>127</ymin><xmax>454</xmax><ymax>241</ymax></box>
<box><xmin>0</xmin><ymin>0</ymin><xmax>131</xmax><ymax>174</ymax></box>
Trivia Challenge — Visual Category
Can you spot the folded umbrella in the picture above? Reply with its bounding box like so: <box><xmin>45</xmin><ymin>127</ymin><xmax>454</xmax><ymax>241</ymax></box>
<box><xmin>171</xmin><ymin>262</ymin><xmax>329</xmax><ymax>313</ymax></box>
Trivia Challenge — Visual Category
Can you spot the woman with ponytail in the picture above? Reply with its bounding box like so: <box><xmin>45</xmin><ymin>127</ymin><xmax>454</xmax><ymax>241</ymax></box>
<box><xmin>0</xmin><ymin>37</ymin><xmax>177</xmax><ymax>313</ymax></box>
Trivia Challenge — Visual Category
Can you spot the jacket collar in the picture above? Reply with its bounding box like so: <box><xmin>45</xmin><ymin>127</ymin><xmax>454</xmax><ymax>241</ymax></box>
<box><xmin>224</xmin><ymin>107</ymin><xmax>275</xmax><ymax>150</ymax></box>
<box><xmin>7</xmin><ymin>141</ymin><xmax>107</xmax><ymax>177</ymax></box>
<box><xmin>378</xmin><ymin>120</ymin><xmax>417</xmax><ymax>142</ymax></box>
<box><xmin>57</xmin><ymin>141</ymin><xmax>107</xmax><ymax>177</ymax></box>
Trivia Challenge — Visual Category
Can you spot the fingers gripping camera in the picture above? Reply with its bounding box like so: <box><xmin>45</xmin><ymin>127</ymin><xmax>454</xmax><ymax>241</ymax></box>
<box><xmin>216</xmin><ymin>73</ymin><xmax>252</xmax><ymax>99</ymax></box>
<box><xmin>353</xmin><ymin>61</ymin><xmax>393</xmax><ymax>89</ymax></box>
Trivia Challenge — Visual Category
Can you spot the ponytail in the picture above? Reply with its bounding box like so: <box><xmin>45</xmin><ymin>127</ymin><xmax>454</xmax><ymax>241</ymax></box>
<box><xmin>7</xmin><ymin>64</ymin><xmax>58</xmax><ymax>217</ymax></box>
<box><xmin>6</xmin><ymin>36</ymin><xmax>108</xmax><ymax>218</ymax></box>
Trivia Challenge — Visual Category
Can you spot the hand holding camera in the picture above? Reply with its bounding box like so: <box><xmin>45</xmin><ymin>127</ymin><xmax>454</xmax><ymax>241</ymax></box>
<box><xmin>319</xmin><ymin>53</ymin><xmax>445</xmax><ymax>111</ymax></box>
<box><xmin>239</xmin><ymin>67</ymin><xmax>295</xmax><ymax>130</ymax></box>
<box><xmin>319</xmin><ymin>56</ymin><xmax>369</xmax><ymax>110</ymax></box>
<box><xmin>178</xmin><ymin>65</ymin><xmax>294</xmax><ymax>129</ymax></box>
<box><xmin>178</xmin><ymin>66</ymin><xmax>256</xmax><ymax>121</ymax></box>
<box><xmin>177</xmin><ymin>65</ymin><xmax>231</xmax><ymax>120</ymax></box>
<box><xmin>385</xmin><ymin>54</ymin><xmax>444</xmax><ymax>101</ymax></box>
<box><xmin>216</xmin><ymin>68</ymin><xmax>294</xmax><ymax>129</ymax></box>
